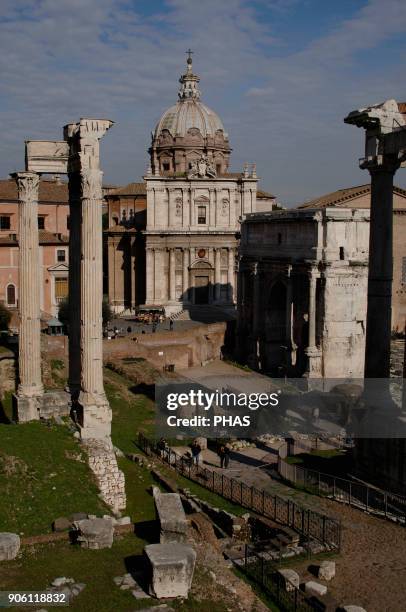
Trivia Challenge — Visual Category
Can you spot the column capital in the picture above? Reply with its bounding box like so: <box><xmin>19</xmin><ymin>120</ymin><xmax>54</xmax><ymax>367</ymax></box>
<box><xmin>11</xmin><ymin>171</ymin><xmax>40</xmax><ymax>201</ymax></box>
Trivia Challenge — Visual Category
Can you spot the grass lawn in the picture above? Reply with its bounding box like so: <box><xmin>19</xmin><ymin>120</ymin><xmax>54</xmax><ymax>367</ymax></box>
<box><xmin>0</xmin><ymin>403</ymin><xmax>108</xmax><ymax>536</ymax></box>
<box><xmin>0</xmin><ymin>534</ymin><xmax>231</xmax><ymax>612</ymax></box>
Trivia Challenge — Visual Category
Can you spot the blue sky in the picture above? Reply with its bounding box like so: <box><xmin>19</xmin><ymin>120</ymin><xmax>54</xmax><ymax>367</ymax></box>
<box><xmin>0</xmin><ymin>0</ymin><xmax>405</xmax><ymax>205</ymax></box>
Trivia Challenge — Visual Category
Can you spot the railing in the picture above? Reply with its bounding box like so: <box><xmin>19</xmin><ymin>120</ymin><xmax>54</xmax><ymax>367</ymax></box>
<box><xmin>243</xmin><ymin>543</ymin><xmax>325</xmax><ymax>612</ymax></box>
<box><xmin>278</xmin><ymin>457</ymin><xmax>406</xmax><ymax>525</ymax></box>
<box><xmin>138</xmin><ymin>433</ymin><xmax>341</xmax><ymax>552</ymax></box>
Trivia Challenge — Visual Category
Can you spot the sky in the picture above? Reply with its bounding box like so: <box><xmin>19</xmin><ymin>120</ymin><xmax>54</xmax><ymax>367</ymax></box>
<box><xmin>1</xmin><ymin>0</ymin><xmax>405</xmax><ymax>206</ymax></box>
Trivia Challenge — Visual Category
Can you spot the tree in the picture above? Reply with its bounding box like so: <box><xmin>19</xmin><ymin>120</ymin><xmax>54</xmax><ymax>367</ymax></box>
<box><xmin>58</xmin><ymin>297</ymin><xmax>113</xmax><ymax>328</ymax></box>
<box><xmin>0</xmin><ymin>302</ymin><xmax>12</xmax><ymax>331</ymax></box>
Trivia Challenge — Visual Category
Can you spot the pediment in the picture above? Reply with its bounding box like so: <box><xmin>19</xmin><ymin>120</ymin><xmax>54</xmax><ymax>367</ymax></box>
<box><xmin>47</xmin><ymin>263</ymin><xmax>69</xmax><ymax>272</ymax></box>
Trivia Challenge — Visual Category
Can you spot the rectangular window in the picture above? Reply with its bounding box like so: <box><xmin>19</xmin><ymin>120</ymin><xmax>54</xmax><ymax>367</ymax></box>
<box><xmin>197</xmin><ymin>206</ymin><xmax>206</xmax><ymax>224</ymax></box>
<box><xmin>55</xmin><ymin>277</ymin><xmax>68</xmax><ymax>302</ymax></box>
<box><xmin>57</xmin><ymin>249</ymin><xmax>66</xmax><ymax>262</ymax></box>
<box><xmin>163</xmin><ymin>162</ymin><xmax>170</xmax><ymax>171</ymax></box>
<box><xmin>38</xmin><ymin>216</ymin><xmax>45</xmax><ymax>229</ymax></box>
<box><xmin>0</xmin><ymin>216</ymin><xmax>11</xmax><ymax>230</ymax></box>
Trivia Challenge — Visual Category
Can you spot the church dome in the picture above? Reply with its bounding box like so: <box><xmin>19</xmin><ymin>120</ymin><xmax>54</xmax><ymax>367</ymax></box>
<box><xmin>150</xmin><ymin>53</ymin><xmax>231</xmax><ymax>176</ymax></box>
<box><xmin>154</xmin><ymin>99</ymin><xmax>227</xmax><ymax>140</ymax></box>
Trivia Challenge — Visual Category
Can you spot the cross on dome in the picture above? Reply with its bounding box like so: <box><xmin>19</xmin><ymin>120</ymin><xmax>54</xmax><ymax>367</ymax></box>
<box><xmin>179</xmin><ymin>50</ymin><xmax>200</xmax><ymax>100</ymax></box>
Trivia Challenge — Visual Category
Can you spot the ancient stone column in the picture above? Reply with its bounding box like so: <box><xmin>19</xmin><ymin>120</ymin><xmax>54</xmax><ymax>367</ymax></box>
<box><xmin>365</xmin><ymin>164</ymin><xmax>397</xmax><ymax>378</ymax></box>
<box><xmin>305</xmin><ymin>269</ymin><xmax>322</xmax><ymax>377</ymax></box>
<box><xmin>252</xmin><ymin>262</ymin><xmax>261</xmax><ymax>338</ymax></box>
<box><xmin>285</xmin><ymin>265</ymin><xmax>293</xmax><ymax>347</ymax></box>
<box><xmin>308</xmin><ymin>272</ymin><xmax>317</xmax><ymax>349</ymax></box>
<box><xmin>182</xmin><ymin>248</ymin><xmax>189</xmax><ymax>302</ymax></box>
<box><xmin>65</xmin><ymin>119</ymin><xmax>113</xmax><ymax>439</ymax></box>
<box><xmin>214</xmin><ymin>248</ymin><xmax>221</xmax><ymax>302</ymax></box>
<box><xmin>12</xmin><ymin>172</ymin><xmax>43</xmax><ymax>421</ymax></box>
<box><xmin>146</xmin><ymin>248</ymin><xmax>155</xmax><ymax>304</ymax></box>
<box><xmin>228</xmin><ymin>248</ymin><xmax>235</xmax><ymax>303</ymax></box>
<box><xmin>169</xmin><ymin>249</ymin><xmax>176</xmax><ymax>302</ymax></box>
<box><xmin>67</xmin><ymin>172</ymin><xmax>82</xmax><ymax>394</ymax></box>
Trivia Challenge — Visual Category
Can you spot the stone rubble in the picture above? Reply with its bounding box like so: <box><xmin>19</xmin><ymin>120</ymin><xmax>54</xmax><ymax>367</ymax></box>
<box><xmin>144</xmin><ymin>543</ymin><xmax>196</xmax><ymax>599</ymax></box>
<box><xmin>153</xmin><ymin>487</ymin><xmax>188</xmax><ymax>544</ymax></box>
<box><xmin>73</xmin><ymin>518</ymin><xmax>114</xmax><ymax>550</ymax></box>
<box><xmin>0</xmin><ymin>533</ymin><xmax>20</xmax><ymax>561</ymax></box>
<box><xmin>277</xmin><ymin>568</ymin><xmax>300</xmax><ymax>591</ymax></box>
<box><xmin>318</xmin><ymin>560</ymin><xmax>336</xmax><ymax>581</ymax></box>
<box><xmin>304</xmin><ymin>581</ymin><xmax>328</xmax><ymax>597</ymax></box>
<box><xmin>46</xmin><ymin>577</ymin><xmax>85</xmax><ymax>602</ymax></box>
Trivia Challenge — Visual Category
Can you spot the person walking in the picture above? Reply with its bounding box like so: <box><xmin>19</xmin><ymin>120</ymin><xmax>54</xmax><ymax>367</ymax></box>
<box><xmin>191</xmin><ymin>440</ymin><xmax>202</xmax><ymax>466</ymax></box>
<box><xmin>218</xmin><ymin>445</ymin><xmax>230</xmax><ymax>468</ymax></box>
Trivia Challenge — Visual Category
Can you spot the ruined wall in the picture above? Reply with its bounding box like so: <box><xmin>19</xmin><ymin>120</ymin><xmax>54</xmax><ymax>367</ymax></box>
<box><xmin>103</xmin><ymin>322</ymin><xmax>227</xmax><ymax>370</ymax></box>
<box><xmin>0</xmin><ymin>349</ymin><xmax>16</xmax><ymax>398</ymax></box>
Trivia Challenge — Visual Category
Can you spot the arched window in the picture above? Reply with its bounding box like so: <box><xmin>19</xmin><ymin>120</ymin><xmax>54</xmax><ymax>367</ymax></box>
<box><xmin>6</xmin><ymin>284</ymin><xmax>16</xmax><ymax>306</ymax></box>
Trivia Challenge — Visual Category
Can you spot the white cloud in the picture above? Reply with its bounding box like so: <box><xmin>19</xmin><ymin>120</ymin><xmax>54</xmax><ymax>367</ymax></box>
<box><xmin>0</xmin><ymin>0</ymin><xmax>405</xmax><ymax>203</ymax></box>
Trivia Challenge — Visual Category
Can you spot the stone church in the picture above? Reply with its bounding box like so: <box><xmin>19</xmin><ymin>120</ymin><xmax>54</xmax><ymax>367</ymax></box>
<box><xmin>105</xmin><ymin>56</ymin><xmax>276</xmax><ymax>315</ymax></box>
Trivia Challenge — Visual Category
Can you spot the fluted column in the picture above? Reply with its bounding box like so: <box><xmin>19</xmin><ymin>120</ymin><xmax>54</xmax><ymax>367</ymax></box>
<box><xmin>214</xmin><ymin>248</ymin><xmax>221</xmax><ymax>302</ymax></box>
<box><xmin>169</xmin><ymin>249</ymin><xmax>176</xmax><ymax>301</ymax></box>
<box><xmin>65</xmin><ymin>118</ymin><xmax>113</xmax><ymax>439</ymax></box>
<box><xmin>67</xmin><ymin>172</ymin><xmax>81</xmax><ymax>393</ymax></box>
<box><xmin>12</xmin><ymin>172</ymin><xmax>43</xmax><ymax>421</ymax></box>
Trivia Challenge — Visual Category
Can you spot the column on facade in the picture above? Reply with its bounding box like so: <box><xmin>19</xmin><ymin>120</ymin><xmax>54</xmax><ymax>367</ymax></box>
<box><xmin>365</xmin><ymin>164</ymin><xmax>397</xmax><ymax>378</ymax></box>
<box><xmin>190</xmin><ymin>188</ymin><xmax>195</xmax><ymax>226</ymax></box>
<box><xmin>209</xmin><ymin>189</ymin><xmax>215</xmax><ymax>226</ymax></box>
<box><xmin>285</xmin><ymin>265</ymin><xmax>293</xmax><ymax>347</ymax></box>
<box><xmin>130</xmin><ymin>237</ymin><xmax>136</xmax><ymax>309</ymax></box>
<box><xmin>307</xmin><ymin>270</ymin><xmax>317</xmax><ymax>349</ymax></box>
<box><xmin>252</xmin><ymin>262</ymin><xmax>261</xmax><ymax>338</ymax></box>
<box><xmin>183</xmin><ymin>248</ymin><xmax>190</xmax><ymax>302</ymax></box>
<box><xmin>13</xmin><ymin>171</ymin><xmax>43</xmax><ymax>421</ymax></box>
<box><xmin>166</xmin><ymin>188</ymin><xmax>171</xmax><ymax>227</ymax></box>
<box><xmin>214</xmin><ymin>248</ymin><xmax>221</xmax><ymax>302</ymax></box>
<box><xmin>146</xmin><ymin>247</ymin><xmax>155</xmax><ymax>304</ymax></box>
<box><xmin>228</xmin><ymin>247</ymin><xmax>235</xmax><ymax>303</ymax></box>
<box><xmin>169</xmin><ymin>248</ymin><xmax>176</xmax><ymax>302</ymax></box>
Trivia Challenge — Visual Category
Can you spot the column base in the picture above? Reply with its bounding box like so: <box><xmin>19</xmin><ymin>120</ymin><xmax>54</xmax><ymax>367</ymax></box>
<box><xmin>78</xmin><ymin>392</ymin><xmax>112</xmax><ymax>440</ymax></box>
<box><xmin>304</xmin><ymin>346</ymin><xmax>323</xmax><ymax>378</ymax></box>
<box><xmin>13</xmin><ymin>393</ymin><xmax>42</xmax><ymax>423</ymax></box>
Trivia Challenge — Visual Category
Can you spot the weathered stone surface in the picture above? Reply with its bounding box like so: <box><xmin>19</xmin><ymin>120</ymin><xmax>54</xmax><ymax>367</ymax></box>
<box><xmin>277</xmin><ymin>569</ymin><xmax>299</xmax><ymax>592</ymax></box>
<box><xmin>0</xmin><ymin>533</ymin><xmax>20</xmax><ymax>561</ymax></box>
<box><xmin>84</xmin><ymin>439</ymin><xmax>126</xmax><ymax>513</ymax></box>
<box><xmin>318</xmin><ymin>560</ymin><xmax>335</xmax><ymax>581</ymax></box>
<box><xmin>144</xmin><ymin>543</ymin><xmax>196</xmax><ymax>599</ymax></box>
<box><xmin>341</xmin><ymin>607</ymin><xmax>367</xmax><ymax>612</ymax></box>
<box><xmin>153</xmin><ymin>487</ymin><xmax>188</xmax><ymax>544</ymax></box>
<box><xmin>116</xmin><ymin>516</ymin><xmax>132</xmax><ymax>526</ymax></box>
<box><xmin>304</xmin><ymin>581</ymin><xmax>327</xmax><ymax>597</ymax></box>
<box><xmin>137</xmin><ymin>606</ymin><xmax>174</xmax><ymax>612</ymax></box>
<box><xmin>74</xmin><ymin>518</ymin><xmax>114</xmax><ymax>550</ymax></box>
<box><xmin>52</xmin><ymin>517</ymin><xmax>71</xmax><ymax>532</ymax></box>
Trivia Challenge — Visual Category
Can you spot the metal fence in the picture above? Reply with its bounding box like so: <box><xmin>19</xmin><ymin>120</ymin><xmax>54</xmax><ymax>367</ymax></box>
<box><xmin>278</xmin><ymin>457</ymin><xmax>406</xmax><ymax>525</ymax></box>
<box><xmin>138</xmin><ymin>433</ymin><xmax>341</xmax><ymax>551</ymax></box>
<box><xmin>243</xmin><ymin>543</ymin><xmax>325</xmax><ymax>612</ymax></box>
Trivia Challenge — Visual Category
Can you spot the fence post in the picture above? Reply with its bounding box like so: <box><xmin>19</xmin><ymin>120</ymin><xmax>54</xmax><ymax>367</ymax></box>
<box><xmin>231</xmin><ymin>478</ymin><xmax>233</xmax><ymax>501</ymax></box>
<box><xmin>385</xmin><ymin>492</ymin><xmax>388</xmax><ymax>518</ymax></box>
<box><xmin>251</xmin><ymin>486</ymin><xmax>253</xmax><ymax>510</ymax></box>
<box><xmin>212</xmin><ymin>470</ymin><xmax>215</xmax><ymax>492</ymax></box>
<box><xmin>262</xmin><ymin>490</ymin><xmax>265</xmax><ymax>515</ymax></box>
<box><xmin>322</xmin><ymin>515</ymin><xmax>326</xmax><ymax>544</ymax></box>
<box><xmin>244</xmin><ymin>543</ymin><xmax>247</xmax><ymax>571</ymax></box>
<box><xmin>222</xmin><ymin>474</ymin><xmax>224</xmax><ymax>496</ymax></box>
<box><xmin>366</xmin><ymin>485</ymin><xmax>369</xmax><ymax>512</ymax></box>
<box><xmin>240</xmin><ymin>481</ymin><xmax>243</xmax><ymax>505</ymax></box>
<box><xmin>333</xmin><ymin>477</ymin><xmax>336</xmax><ymax>499</ymax></box>
<box><xmin>318</xmin><ymin>471</ymin><xmax>321</xmax><ymax>496</ymax></box>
